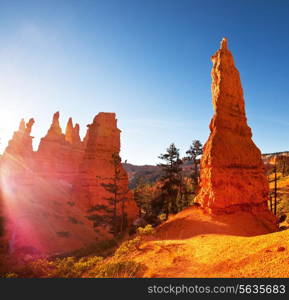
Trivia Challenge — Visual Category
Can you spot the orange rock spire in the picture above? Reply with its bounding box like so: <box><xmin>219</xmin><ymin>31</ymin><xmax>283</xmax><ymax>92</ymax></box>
<box><xmin>4</xmin><ymin>118</ymin><xmax>35</xmax><ymax>158</ymax></box>
<box><xmin>73</xmin><ymin>123</ymin><xmax>81</xmax><ymax>145</ymax></box>
<box><xmin>195</xmin><ymin>38</ymin><xmax>276</xmax><ymax>226</ymax></box>
<box><xmin>1</xmin><ymin>118</ymin><xmax>35</xmax><ymax>178</ymax></box>
<box><xmin>47</xmin><ymin>111</ymin><xmax>62</xmax><ymax>137</ymax></box>
<box><xmin>65</xmin><ymin>118</ymin><xmax>81</xmax><ymax>145</ymax></box>
<box><xmin>18</xmin><ymin>119</ymin><xmax>25</xmax><ymax>132</ymax></box>
<box><xmin>25</xmin><ymin>118</ymin><xmax>35</xmax><ymax>136</ymax></box>
<box><xmin>65</xmin><ymin>117</ymin><xmax>74</xmax><ymax>144</ymax></box>
<box><xmin>73</xmin><ymin>113</ymin><xmax>138</xmax><ymax>230</ymax></box>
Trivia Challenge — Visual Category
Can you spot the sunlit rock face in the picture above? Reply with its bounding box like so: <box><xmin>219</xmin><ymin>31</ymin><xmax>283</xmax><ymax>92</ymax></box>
<box><xmin>0</xmin><ymin>119</ymin><xmax>36</xmax><ymax>257</ymax></box>
<box><xmin>1</xmin><ymin>118</ymin><xmax>35</xmax><ymax>178</ymax></box>
<box><xmin>0</xmin><ymin>112</ymin><xmax>137</xmax><ymax>258</ymax></box>
<box><xmin>73</xmin><ymin>113</ymin><xmax>138</xmax><ymax>228</ymax></box>
<box><xmin>195</xmin><ymin>38</ymin><xmax>277</xmax><ymax>229</ymax></box>
<box><xmin>36</xmin><ymin>112</ymin><xmax>83</xmax><ymax>183</ymax></box>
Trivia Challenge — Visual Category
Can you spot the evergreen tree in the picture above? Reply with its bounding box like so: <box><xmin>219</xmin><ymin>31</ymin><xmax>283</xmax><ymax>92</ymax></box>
<box><xmin>185</xmin><ymin>140</ymin><xmax>203</xmax><ymax>185</ymax></box>
<box><xmin>276</xmin><ymin>156</ymin><xmax>289</xmax><ymax>177</ymax></box>
<box><xmin>134</xmin><ymin>177</ymin><xmax>153</xmax><ymax>217</ymax></box>
<box><xmin>158</xmin><ymin>143</ymin><xmax>183</xmax><ymax>219</ymax></box>
<box><xmin>268</xmin><ymin>164</ymin><xmax>281</xmax><ymax>216</ymax></box>
<box><xmin>87</xmin><ymin>153</ymin><xmax>129</xmax><ymax>236</ymax></box>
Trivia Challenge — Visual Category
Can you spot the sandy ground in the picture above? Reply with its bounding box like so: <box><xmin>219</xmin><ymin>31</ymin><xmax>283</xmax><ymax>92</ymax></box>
<box><xmin>130</xmin><ymin>207</ymin><xmax>289</xmax><ymax>277</ymax></box>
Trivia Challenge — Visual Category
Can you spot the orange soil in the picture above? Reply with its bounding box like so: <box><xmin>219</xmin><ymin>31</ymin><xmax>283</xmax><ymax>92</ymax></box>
<box><xmin>131</xmin><ymin>207</ymin><xmax>289</xmax><ymax>277</ymax></box>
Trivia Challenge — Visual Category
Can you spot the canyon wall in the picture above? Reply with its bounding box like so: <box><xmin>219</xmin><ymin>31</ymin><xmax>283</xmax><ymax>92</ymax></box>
<box><xmin>195</xmin><ymin>38</ymin><xmax>277</xmax><ymax>229</ymax></box>
<box><xmin>0</xmin><ymin>112</ymin><xmax>137</xmax><ymax>256</ymax></box>
<box><xmin>1</xmin><ymin>118</ymin><xmax>35</xmax><ymax>179</ymax></box>
<box><xmin>73</xmin><ymin>113</ymin><xmax>138</xmax><ymax>232</ymax></box>
<box><xmin>36</xmin><ymin>112</ymin><xmax>84</xmax><ymax>183</ymax></box>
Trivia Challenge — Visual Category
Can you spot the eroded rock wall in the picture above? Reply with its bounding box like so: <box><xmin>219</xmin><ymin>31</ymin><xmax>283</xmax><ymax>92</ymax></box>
<box><xmin>73</xmin><ymin>113</ymin><xmax>138</xmax><ymax>228</ymax></box>
<box><xmin>0</xmin><ymin>111</ymin><xmax>137</xmax><ymax>257</ymax></box>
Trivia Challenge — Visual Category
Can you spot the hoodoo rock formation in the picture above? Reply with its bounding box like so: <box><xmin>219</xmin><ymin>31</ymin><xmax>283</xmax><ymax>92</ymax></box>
<box><xmin>0</xmin><ymin>111</ymin><xmax>137</xmax><ymax>258</ymax></box>
<box><xmin>195</xmin><ymin>38</ymin><xmax>277</xmax><ymax>229</ymax></box>
<box><xmin>1</xmin><ymin>118</ymin><xmax>35</xmax><ymax>177</ymax></box>
<box><xmin>73</xmin><ymin>113</ymin><xmax>138</xmax><ymax>228</ymax></box>
<box><xmin>37</xmin><ymin>112</ymin><xmax>71</xmax><ymax>177</ymax></box>
<box><xmin>36</xmin><ymin>112</ymin><xmax>84</xmax><ymax>183</ymax></box>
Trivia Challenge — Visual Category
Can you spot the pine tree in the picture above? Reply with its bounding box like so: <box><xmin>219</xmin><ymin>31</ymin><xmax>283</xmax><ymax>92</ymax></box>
<box><xmin>134</xmin><ymin>177</ymin><xmax>153</xmax><ymax>217</ymax></box>
<box><xmin>268</xmin><ymin>164</ymin><xmax>280</xmax><ymax>215</ymax></box>
<box><xmin>158</xmin><ymin>143</ymin><xmax>183</xmax><ymax>219</ymax></box>
<box><xmin>87</xmin><ymin>153</ymin><xmax>129</xmax><ymax>236</ymax></box>
<box><xmin>276</xmin><ymin>156</ymin><xmax>289</xmax><ymax>177</ymax></box>
<box><xmin>185</xmin><ymin>140</ymin><xmax>203</xmax><ymax>185</ymax></box>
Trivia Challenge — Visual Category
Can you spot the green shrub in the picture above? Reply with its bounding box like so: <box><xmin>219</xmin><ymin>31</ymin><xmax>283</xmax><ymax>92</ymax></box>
<box><xmin>74</xmin><ymin>256</ymin><xmax>103</xmax><ymax>274</ymax></box>
<box><xmin>158</xmin><ymin>213</ymin><xmax>167</xmax><ymax>222</ymax></box>
<box><xmin>137</xmin><ymin>224</ymin><xmax>155</xmax><ymax>236</ymax></box>
<box><xmin>3</xmin><ymin>272</ymin><xmax>18</xmax><ymax>278</ymax></box>
<box><xmin>114</xmin><ymin>225</ymin><xmax>155</xmax><ymax>258</ymax></box>
<box><xmin>65</xmin><ymin>238</ymin><xmax>118</xmax><ymax>258</ymax></box>
<box><xmin>26</xmin><ymin>256</ymin><xmax>105</xmax><ymax>278</ymax></box>
<box><xmin>114</xmin><ymin>236</ymin><xmax>142</xmax><ymax>258</ymax></box>
<box><xmin>52</xmin><ymin>257</ymin><xmax>79</xmax><ymax>278</ymax></box>
<box><xmin>97</xmin><ymin>260</ymin><xmax>144</xmax><ymax>278</ymax></box>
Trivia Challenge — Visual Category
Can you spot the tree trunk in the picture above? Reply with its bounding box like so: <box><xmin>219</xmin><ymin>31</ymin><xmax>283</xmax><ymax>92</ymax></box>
<box><xmin>274</xmin><ymin>166</ymin><xmax>277</xmax><ymax>216</ymax></box>
<box><xmin>269</xmin><ymin>194</ymin><xmax>273</xmax><ymax>212</ymax></box>
<box><xmin>194</xmin><ymin>158</ymin><xmax>198</xmax><ymax>185</ymax></box>
<box><xmin>120</xmin><ymin>195</ymin><xmax>125</xmax><ymax>234</ymax></box>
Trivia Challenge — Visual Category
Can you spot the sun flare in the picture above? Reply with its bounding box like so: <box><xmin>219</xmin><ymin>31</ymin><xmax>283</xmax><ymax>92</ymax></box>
<box><xmin>0</xmin><ymin>109</ymin><xmax>24</xmax><ymax>154</ymax></box>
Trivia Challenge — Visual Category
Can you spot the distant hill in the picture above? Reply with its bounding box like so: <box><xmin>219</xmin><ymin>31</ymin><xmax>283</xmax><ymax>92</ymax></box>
<box><xmin>262</xmin><ymin>151</ymin><xmax>289</xmax><ymax>168</ymax></box>
<box><xmin>124</xmin><ymin>152</ymin><xmax>289</xmax><ymax>189</ymax></box>
<box><xmin>122</xmin><ymin>163</ymin><xmax>163</xmax><ymax>189</ymax></box>
<box><xmin>123</xmin><ymin>160</ymin><xmax>195</xmax><ymax>189</ymax></box>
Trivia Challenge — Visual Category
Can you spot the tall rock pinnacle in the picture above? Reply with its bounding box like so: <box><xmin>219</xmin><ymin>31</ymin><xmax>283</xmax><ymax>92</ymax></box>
<box><xmin>73</xmin><ymin>112</ymin><xmax>138</xmax><ymax>233</ymax></box>
<box><xmin>4</xmin><ymin>118</ymin><xmax>35</xmax><ymax>158</ymax></box>
<box><xmin>73</xmin><ymin>123</ymin><xmax>81</xmax><ymax>145</ymax></box>
<box><xmin>25</xmin><ymin>118</ymin><xmax>35</xmax><ymax>136</ymax></box>
<box><xmin>65</xmin><ymin>118</ymin><xmax>81</xmax><ymax>145</ymax></box>
<box><xmin>195</xmin><ymin>38</ymin><xmax>277</xmax><ymax>228</ymax></box>
<box><xmin>65</xmin><ymin>117</ymin><xmax>74</xmax><ymax>144</ymax></box>
<box><xmin>2</xmin><ymin>118</ymin><xmax>35</xmax><ymax>176</ymax></box>
<box><xmin>47</xmin><ymin>111</ymin><xmax>62</xmax><ymax>137</ymax></box>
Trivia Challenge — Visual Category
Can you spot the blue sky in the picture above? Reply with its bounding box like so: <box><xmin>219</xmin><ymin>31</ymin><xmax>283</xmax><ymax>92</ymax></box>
<box><xmin>0</xmin><ymin>0</ymin><xmax>289</xmax><ymax>164</ymax></box>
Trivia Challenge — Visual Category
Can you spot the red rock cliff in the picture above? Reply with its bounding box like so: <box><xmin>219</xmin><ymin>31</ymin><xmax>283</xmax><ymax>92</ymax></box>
<box><xmin>73</xmin><ymin>113</ymin><xmax>138</xmax><ymax>228</ymax></box>
<box><xmin>36</xmin><ymin>112</ymin><xmax>82</xmax><ymax>182</ymax></box>
<box><xmin>195</xmin><ymin>38</ymin><xmax>277</xmax><ymax>228</ymax></box>
<box><xmin>1</xmin><ymin>118</ymin><xmax>35</xmax><ymax>177</ymax></box>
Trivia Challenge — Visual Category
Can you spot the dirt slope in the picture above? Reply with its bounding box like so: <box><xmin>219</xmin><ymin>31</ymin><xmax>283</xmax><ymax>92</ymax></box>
<box><xmin>130</xmin><ymin>207</ymin><xmax>289</xmax><ymax>277</ymax></box>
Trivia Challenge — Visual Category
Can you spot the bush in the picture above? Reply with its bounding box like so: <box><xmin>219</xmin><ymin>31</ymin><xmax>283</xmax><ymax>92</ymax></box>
<box><xmin>158</xmin><ymin>213</ymin><xmax>167</xmax><ymax>222</ymax></box>
<box><xmin>4</xmin><ymin>256</ymin><xmax>106</xmax><ymax>278</ymax></box>
<box><xmin>10</xmin><ymin>259</ymin><xmax>55</xmax><ymax>278</ymax></box>
<box><xmin>114</xmin><ymin>225</ymin><xmax>155</xmax><ymax>258</ymax></box>
<box><xmin>50</xmin><ymin>238</ymin><xmax>118</xmax><ymax>261</ymax></box>
<box><xmin>74</xmin><ymin>256</ymin><xmax>103</xmax><ymax>275</ymax></box>
<box><xmin>137</xmin><ymin>224</ymin><xmax>155</xmax><ymax>236</ymax></box>
<box><xmin>97</xmin><ymin>261</ymin><xmax>144</xmax><ymax>278</ymax></box>
<box><xmin>52</xmin><ymin>257</ymin><xmax>79</xmax><ymax>278</ymax></box>
<box><xmin>65</xmin><ymin>239</ymin><xmax>118</xmax><ymax>258</ymax></box>
<box><xmin>114</xmin><ymin>236</ymin><xmax>142</xmax><ymax>258</ymax></box>
<box><xmin>3</xmin><ymin>272</ymin><xmax>18</xmax><ymax>278</ymax></box>
<box><xmin>48</xmin><ymin>256</ymin><xmax>104</xmax><ymax>278</ymax></box>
